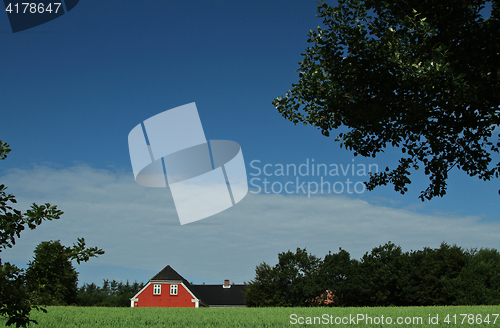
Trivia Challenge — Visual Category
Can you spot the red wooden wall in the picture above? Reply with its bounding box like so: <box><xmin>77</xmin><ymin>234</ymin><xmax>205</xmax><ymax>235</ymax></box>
<box><xmin>134</xmin><ymin>283</ymin><xmax>195</xmax><ymax>308</ymax></box>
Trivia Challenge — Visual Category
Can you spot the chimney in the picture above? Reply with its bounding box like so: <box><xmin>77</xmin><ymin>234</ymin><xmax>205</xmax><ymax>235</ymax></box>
<box><xmin>223</xmin><ymin>279</ymin><xmax>231</xmax><ymax>288</ymax></box>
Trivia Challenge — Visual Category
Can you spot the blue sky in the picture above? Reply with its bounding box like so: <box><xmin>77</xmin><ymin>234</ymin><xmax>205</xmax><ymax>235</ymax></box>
<box><xmin>1</xmin><ymin>0</ymin><xmax>499</xmax><ymax>286</ymax></box>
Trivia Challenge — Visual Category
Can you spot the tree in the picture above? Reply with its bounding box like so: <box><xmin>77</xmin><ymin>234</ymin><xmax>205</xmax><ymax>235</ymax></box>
<box><xmin>76</xmin><ymin>280</ymin><xmax>144</xmax><ymax>307</ymax></box>
<box><xmin>319</xmin><ymin>248</ymin><xmax>361</xmax><ymax>306</ymax></box>
<box><xmin>1</xmin><ymin>141</ymin><xmax>63</xmax><ymax>327</ymax></box>
<box><xmin>357</xmin><ymin>241</ymin><xmax>412</xmax><ymax>306</ymax></box>
<box><xmin>243</xmin><ymin>263</ymin><xmax>283</xmax><ymax>307</ymax></box>
<box><xmin>273</xmin><ymin>0</ymin><xmax>500</xmax><ymax>200</ymax></box>
<box><xmin>454</xmin><ymin>248</ymin><xmax>500</xmax><ymax>305</ymax></box>
<box><xmin>0</xmin><ymin>263</ymin><xmax>36</xmax><ymax>328</ymax></box>
<box><xmin>401</xmin><ymin>248</ymin><xmax>429</xmax><ymax>306</ymax></box>
<box><xmin>1</xmin><ymin>140</ymin><xmax>104</xmax><ymax>326</ymax></box>
<box><xmin>244</xmin><ymin>248</ymin><xmax>323</xmax><ymax>307</ymax></box>
<box><xmin>25</xmin><ymin>239</ymin><xmax>104</xmax><ymax>305</ymax></box>
<box><xmin>417</xmin><ymin>242</ymin><xmax>472</xmax><ymax>305</ymax></box>
<box><xmin>274</xmin><ymin>248</ymin><xmax>323</xmax><ymax>306</ymax></box>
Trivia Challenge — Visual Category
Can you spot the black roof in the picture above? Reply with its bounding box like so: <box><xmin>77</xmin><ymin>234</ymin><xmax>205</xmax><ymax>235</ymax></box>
<box><xmin>190</xmin><ymin>284</ymin><xmax>246</xmax><ymax>306</ymax></box>
<box><xmin>150</xmin><ymin>265</ymin><xmax>191</xmax><ymax>286</ymax></box>
<box><xmin>149</xmin><ymin>265</ymin><xmax>246</xmax><ymax>306</ymax></box>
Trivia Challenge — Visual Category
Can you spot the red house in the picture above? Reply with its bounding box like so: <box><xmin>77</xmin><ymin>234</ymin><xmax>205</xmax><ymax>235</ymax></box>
<box><xmin>130</xmin><ymin>265</ymin><xmax>246</xmax><ymax>308</ymax></box>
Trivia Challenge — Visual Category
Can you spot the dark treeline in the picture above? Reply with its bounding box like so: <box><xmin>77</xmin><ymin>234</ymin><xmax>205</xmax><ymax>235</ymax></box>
<box><xmin>244</xmin><ymin>242</ymin><xmax>500</xmax><ymax>307</ymax></box>
<box><xmin>76</xmin><ymin>280</ymin><xmax>145</xmax><ymax>307</ymax></box>
<box><xmin>17</xmin><ymin>239</ymin><xmax>142</xmax><ymax>307</ymax></box>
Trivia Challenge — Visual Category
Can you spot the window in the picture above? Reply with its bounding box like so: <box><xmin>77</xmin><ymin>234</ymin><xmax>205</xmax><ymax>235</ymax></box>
<box><xmin>170</xmin><ymin>284</ymin><xmax>178</xmax><ymax>295</ymax></box>
<box><xmin>153</xmin><ymin>284</ymin><xmax>161</xmax><ymax>295</ymax></box>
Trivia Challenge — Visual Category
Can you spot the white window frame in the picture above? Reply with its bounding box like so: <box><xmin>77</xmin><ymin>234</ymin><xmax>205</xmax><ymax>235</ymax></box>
<box><xmin>153</xmin><ymin>284</ymin><xmax>161</xmax><ymax>295</ymax></box>
<box><xmin>170</xmin><ymin>284</ymin><xmax>178</xmax><ymax>295</ymax></box>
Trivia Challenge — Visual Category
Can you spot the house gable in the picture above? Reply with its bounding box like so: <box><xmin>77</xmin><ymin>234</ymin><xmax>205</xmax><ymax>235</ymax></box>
<box><xmin>130</xmin><ymin>266</ymin><xmax>200</xmax><ymax>308</ymax></box>
<box><xmin>130</xmin><ymin>265</ymin><xmax>246</xmax><ymax>308</ymax></box>
<box><xmin>131</xmin><ymin>281</ymin><xmax>199</xmax><ymax>308</ymax></box>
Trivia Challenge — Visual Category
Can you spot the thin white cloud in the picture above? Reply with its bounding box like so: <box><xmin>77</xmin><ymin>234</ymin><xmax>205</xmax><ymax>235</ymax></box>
<box><xmin>1</xmin><ymin>165</ymin><xmax>499</xmax><ymax>285</ymax></box>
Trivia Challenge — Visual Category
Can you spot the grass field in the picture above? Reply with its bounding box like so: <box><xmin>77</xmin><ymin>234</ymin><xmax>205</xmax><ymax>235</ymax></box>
<box><xmin>1</xmin><ymin>306</ymin><xmax>499</xmax><ymax>327</ymax></box>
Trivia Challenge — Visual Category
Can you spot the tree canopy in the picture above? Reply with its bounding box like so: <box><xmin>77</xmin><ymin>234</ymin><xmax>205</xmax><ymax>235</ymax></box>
<box><xmin>26</xmin><ymin>239</ymin><xmax>104</xmax><ymax>306</ymax></box>
<box><xmin>273</xmin><ymin>0</ymin><xmax>500</xmax><ymax>200</ymax></box>
<box><xmin>76</xmin><ymin>280</ymin><xmax>145</xmax><ymax>307</ymax></box>
<box><xmin>1</xmin><ymin>140</ymin><xmax>104</xmax><ymax>326</ymax></box>
<box><xmin>1</xmin><ymin>141</ymin><xmax>63</xmax><ymax>327</ymax></box>
<box><xmin>244</xmin><ymin>242</ymin><xmax>500</xmax><ymax>307</ymax></box>
<box><xmin>244</xmin><ymin>248</ymin><xmax>323</xmax><ymax>307</ymax></box>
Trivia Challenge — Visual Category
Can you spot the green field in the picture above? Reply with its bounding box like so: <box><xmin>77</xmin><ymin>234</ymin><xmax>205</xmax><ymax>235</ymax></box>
<box><xmin>1</xmin><ymin>306</ymin><xmax>499</xmax><ymax>327</ymax></box>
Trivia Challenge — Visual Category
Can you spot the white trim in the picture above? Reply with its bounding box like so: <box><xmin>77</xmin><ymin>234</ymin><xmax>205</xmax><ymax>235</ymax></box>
<box><xmin>178</xmin><ymin>282</ymin><xmax>198</xmax><ymax>299</ymax></box>
<box><xmin>130</xmin><ymin>282</ymin><xmax>152</xmax><ymax>301</ymax></box>
<box><xmin>130</xmin><ymin>298</ymin><xmax>139</xmax><ymax>308</ymax></box>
